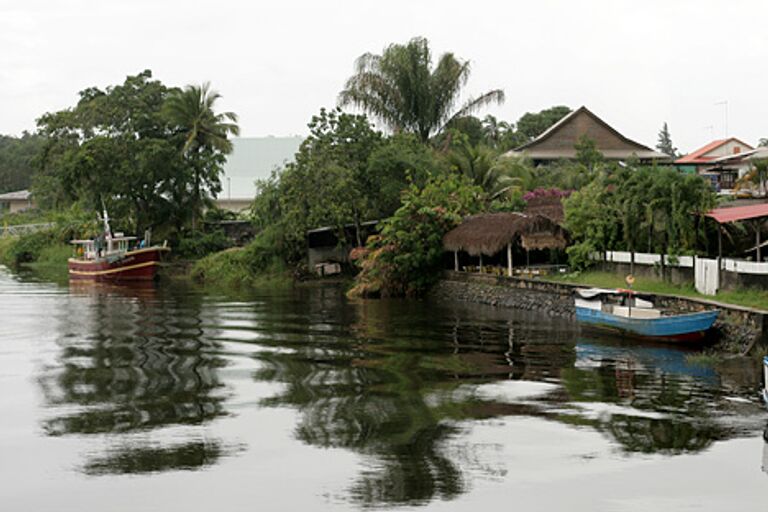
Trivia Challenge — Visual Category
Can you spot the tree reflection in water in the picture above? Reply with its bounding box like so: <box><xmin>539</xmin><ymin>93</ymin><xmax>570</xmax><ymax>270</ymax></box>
<box><xmin>39</xmin><ymin>283</ymin><xmax>231</xmax><ymax>475</ymax></box>
<box><xmin>33</xmin><ymin>282</ymin><xmax>766</xmax><ymax>505</ymax></box>
<box><xmin>252</xmin><ymin>293</ymin><xmax>763</xmax><ymax>506</ymax></box>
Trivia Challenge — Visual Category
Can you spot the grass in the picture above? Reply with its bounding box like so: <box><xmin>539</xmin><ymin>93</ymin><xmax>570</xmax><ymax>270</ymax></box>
<box><xmin>33</xmin><ymin>243</ymin><xmax>72</xmax><ymax>266</ymax></box>
<box><xmin>0</xmin><ymin>236</ymin><xmax>16</xmax><ymax>266</ymax></box>
<box><xmin>550</xmin><ymin>270</ymin><xmax>768</xmax><ymax>311</ymax></box>
<box><xmin>189</xmin><ymin>246</ymin><xmax>292</xmax><ymax>290</ymax></box>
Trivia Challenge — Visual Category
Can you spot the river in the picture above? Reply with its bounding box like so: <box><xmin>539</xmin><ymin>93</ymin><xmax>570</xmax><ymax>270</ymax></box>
<box><xmin>1</xmin><ymin>268</ymin><xmax>767</xmax><ymax>510</ymax></box>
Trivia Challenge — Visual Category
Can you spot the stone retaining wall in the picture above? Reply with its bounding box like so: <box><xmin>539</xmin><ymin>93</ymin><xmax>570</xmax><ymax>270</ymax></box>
<box><xmin>431</xmin><ymin>271</ymin><xmax>768</xmax><ymax>354</ymax></box>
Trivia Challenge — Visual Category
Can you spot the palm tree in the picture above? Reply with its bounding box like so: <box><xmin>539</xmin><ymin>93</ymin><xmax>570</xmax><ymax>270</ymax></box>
<box><xmin>339</xmin><ymin>37</ymin><xmax>504</xmax><ymax>143</ymax></box>
<box><xmin>446</xmin><ymin>141</ymin><xmax>529</xmax><ymax>200</ymax></box>
<box><xmin>481</xmin><ymin>115</ymin><xmax>512</xmax><ymax>147</ymax></box>
<box><xmin>164</xmin><ymin>83</ymin><xmax>240</xmax><ymax>229</ymax></box>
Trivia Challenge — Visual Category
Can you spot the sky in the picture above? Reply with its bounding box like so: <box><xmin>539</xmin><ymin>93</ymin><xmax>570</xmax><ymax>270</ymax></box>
<box><xmin>2</xmin><ymin>0</ymin><xmax>767</xmax><ymax>153</ymax></box>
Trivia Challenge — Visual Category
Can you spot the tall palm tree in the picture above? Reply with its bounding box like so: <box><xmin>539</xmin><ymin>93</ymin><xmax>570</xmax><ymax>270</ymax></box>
<box><xmin>164</xmin><ymin>83</ymin><xmax>240</xmax><ymax>229</ymax></box>
<box><xmin>339</xmin><ymin>37</ymin><xmax>504</xmax><ymax>143</ymax></box>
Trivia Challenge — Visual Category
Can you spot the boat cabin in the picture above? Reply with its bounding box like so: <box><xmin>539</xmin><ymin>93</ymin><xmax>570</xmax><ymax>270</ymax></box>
<box><xmin>575</xmin><ymin>288</ymin><xmax>661</xmax><ymax>319</ymax></box>
<box><xmin>70</xmin><ymin>233</ymin><xmax>138</xmax><ymax>261</ymax></box>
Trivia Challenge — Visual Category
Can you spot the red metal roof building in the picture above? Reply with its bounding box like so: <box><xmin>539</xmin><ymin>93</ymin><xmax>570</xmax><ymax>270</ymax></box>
<box><xmin>675</xmin><ymin>138</ymin><xmax>755</xmax><ymax>193</ymax></box>
<box><xmin>706</xmin><ymin>203</ymin><xmax>768</xmax><ymax>224</ymax></box>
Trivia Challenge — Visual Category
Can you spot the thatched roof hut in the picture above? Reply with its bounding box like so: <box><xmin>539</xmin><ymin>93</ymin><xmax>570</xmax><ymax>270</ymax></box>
<box><xmin>443</xmin><ymin>212</ymin><xmax>568</xmax><ymax>257</ymax></box>
<box><xmin>524</xmin><ymin>194</ymin><xmax>565</xmax><ymax>223</ymax></box>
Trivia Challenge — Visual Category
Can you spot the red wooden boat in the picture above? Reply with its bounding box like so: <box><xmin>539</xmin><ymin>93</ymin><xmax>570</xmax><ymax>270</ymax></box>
<box><xmin>68</xmin><ymin>214</ymin><xmax>169</xmax><ymax>282</ymax></box>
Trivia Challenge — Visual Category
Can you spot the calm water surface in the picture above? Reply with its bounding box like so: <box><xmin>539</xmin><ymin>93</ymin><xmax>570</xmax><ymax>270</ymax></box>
<box><xmin>1</xmin><ymin>268</ymin><xmax>767</xmax><ymax>511</ymax></box>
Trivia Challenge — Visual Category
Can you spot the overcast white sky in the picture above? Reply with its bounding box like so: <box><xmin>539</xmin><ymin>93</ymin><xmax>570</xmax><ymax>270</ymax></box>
<box><xmin>1</xmin><ymin>0</ymin><xmax>767</xmax><ymax>153</ymax></box>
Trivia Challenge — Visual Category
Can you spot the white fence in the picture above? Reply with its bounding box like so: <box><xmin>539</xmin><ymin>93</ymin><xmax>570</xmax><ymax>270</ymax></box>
<box><xmin>593</xmin><ymin>250</ymin><xmax>768</xmax><ymax>296</ymax></box>
<box><xmin>0</xmin><ymin>222</ymin><xmax>54</xmax><ymax>236</ymax></box>
<box><xmin>602</xmin><ymin>251</ymin><xmax>694</xmax><ymax>268</ymax></box>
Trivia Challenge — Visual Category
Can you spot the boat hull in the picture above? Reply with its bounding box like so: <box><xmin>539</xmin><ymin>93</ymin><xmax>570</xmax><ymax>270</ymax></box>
<box><xmin>68</xmin><ymin>247</ymin><xmax>169</xmax><ymax>282</ymax></box>
<box><xmin>576</xmin><ymin>306</ymin><xmax>718</xmax><ymax>343</ymax></box>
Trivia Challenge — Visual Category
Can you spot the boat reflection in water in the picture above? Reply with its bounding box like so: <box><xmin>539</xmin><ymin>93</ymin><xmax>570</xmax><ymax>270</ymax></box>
<box><xmin>39</xmin><ymin>280</ymin><xmax>235</xmax><ymax>475</ymax></box>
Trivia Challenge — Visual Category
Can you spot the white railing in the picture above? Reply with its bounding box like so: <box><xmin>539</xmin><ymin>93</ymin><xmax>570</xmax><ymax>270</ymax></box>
<box><xmin>0</xmin><ymin>222</ymin><xmax>54</xmax><ymax>236</ymax></box>
<box><xmin>595</xmin><ymin>250</ymin><xmax>768</xmax><ymax>276</ymax></box>
<box><xmin>602</xmin><ymin>251</ymin><xmax>694</xmax><ymax>268</ymax></box>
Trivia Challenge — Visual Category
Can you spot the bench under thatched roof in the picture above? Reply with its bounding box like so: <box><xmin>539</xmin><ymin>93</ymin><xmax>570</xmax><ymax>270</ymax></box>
<box><xmin>443</xmin><ymin>212</ymin><xmax>568</xmax><ymax>257</ymax></box>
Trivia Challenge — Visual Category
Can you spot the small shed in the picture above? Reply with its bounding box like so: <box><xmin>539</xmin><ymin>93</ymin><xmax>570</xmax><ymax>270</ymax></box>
<box><xmin>443</xmin><ymin>212</ymin><xmax>568</xmax><ymax>276</ymax></box>
<box><xmin>0</xmin><ymin>190</ymin><xmax>34</xmax><ymax>214</ymax></box>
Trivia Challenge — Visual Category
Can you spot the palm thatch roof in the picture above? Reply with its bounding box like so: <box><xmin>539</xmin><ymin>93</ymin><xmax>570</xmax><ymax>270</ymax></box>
<box><xmin>443</xmin><ymin>212</ymin><xmax>568</xmax><ymax>257</ymax></box>
<box><xmin>523</xmin><ymin>195</ymin><xmax>565</xmax><ymax>223</ymax></box>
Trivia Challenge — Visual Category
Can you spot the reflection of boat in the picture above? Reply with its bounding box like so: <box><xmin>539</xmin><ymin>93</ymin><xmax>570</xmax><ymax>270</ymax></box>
<box><xmin>763</xmin><ymin>357</ymin><xmax>768</xmax><ymax>407</ymax></box>
<box><xmin>68</xmin><ymin>211</ymin><xmax>169</xmax><ymax>282</ymax></box>
<box><xmin>575</xmin><ymin>288</ymin><xmax>718</xmax><ymax>343</ymax></box>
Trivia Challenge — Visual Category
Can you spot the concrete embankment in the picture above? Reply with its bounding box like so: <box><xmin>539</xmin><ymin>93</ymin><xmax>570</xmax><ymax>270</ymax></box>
<box><xmin>430</xmin><ymin>271</ymin><xmax>768</xmax><ymax>354</ymax></box>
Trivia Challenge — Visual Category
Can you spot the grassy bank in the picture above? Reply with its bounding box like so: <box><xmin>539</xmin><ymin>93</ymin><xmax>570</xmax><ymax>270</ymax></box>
<box><xmin>550</xmin><ymin>270</ymin><xmax>768</xmax><ymax>311</ymax></box>
<box><xmin>189</xmin><ymin>227</ymin><xmax>293</xmax><ymax>289</ymax></box>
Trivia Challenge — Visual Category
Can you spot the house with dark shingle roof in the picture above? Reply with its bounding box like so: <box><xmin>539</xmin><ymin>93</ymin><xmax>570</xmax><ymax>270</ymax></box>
<box><xmin>504</xmin><ymin>106</ymin><xmax>668</xmax><ymax>164</ymax></box>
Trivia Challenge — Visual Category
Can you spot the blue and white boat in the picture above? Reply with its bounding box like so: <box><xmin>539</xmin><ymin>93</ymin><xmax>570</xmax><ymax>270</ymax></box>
<box><xmin>575</xmin><ymin>288</ymin><xmax>718</xmax><ymax>343</ymax></box>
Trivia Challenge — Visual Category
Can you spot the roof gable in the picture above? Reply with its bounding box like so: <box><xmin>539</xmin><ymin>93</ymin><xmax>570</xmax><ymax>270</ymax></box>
<box><xmin>515</xmin><ymin>106</ymin><xmax>654</xmax><ymax>153</ymax></box>
<box><xmin>505</xmin><ymin>106</ymin><xmax>667</xmax><ymax>161</ymax></box>
<box><xmin>675</xmin><ymin>137</ymin><xmax>755</xmax><ymax>164</ymax></box>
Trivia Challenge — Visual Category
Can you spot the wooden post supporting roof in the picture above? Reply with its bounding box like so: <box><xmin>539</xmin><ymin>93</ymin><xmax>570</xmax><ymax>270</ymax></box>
<box><xmin>454</xmin><ymin>251</ymin><xmax>459</xmax><ymax>271</ymax></box>
<box><xmin>507</xmin><ymin>243</ymin><xmax>513</xmax><ymax>277</ymax></box>
<box><xmin>479</xmin><ymin>254</ymin><xmax>483</xmax><ymax>273</ymax></box>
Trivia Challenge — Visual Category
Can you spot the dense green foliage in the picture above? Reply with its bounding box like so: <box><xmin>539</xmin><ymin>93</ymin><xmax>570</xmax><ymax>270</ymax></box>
<box><xmin>349</xmin><ymin>174</ymin><xmax>484</xmax><ymax>297</ymax></box>
<box><xmin>189</xmin><ymin>226</ymin><xmax>288</xmax><ymax>288</ymax></box>
<box><xmin>0</xmin><ymin>133</ymin><xmax>45</xmax><ymax>194</ymax></box>
<box><xmin>33</xmin><ymin>70</ymin><xmax>237</xmax><ymax>239</ymax></box>
<box><xmin>0</xmin><ymin>206</ymin><xmax>98</xmax><ymax>267</ymax></box>
<box><xmin>564</xmin><ymin>166</ymin><xmax>717</xmax><ymax>269</ymax></box>
<box><xmin>251</xmin><ymin>108</ymin><xmax>384</xmax><ymax>264</ymax></box>
<box><xmin>338</xmin><ymin>37</ymin><xmax>505</xmax><ymax>142</ymax></box>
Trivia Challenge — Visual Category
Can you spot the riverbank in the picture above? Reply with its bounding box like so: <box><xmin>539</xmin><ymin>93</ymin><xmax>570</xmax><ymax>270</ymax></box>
<box><xmin>430</xmin><ymin>271</ymin><xmax>768</xmax><ymax>356</ymax></box>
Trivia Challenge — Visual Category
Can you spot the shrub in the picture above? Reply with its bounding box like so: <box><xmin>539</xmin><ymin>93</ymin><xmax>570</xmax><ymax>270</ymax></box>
<box><xmin>349</xmin><ymin>174</ymin><xmax>484</xmax><ymax>297</ymax></box>
<box><xmin>175</xmin><ymin>229</ymin><xmax>233</xmax><ymax>259</ymax></box>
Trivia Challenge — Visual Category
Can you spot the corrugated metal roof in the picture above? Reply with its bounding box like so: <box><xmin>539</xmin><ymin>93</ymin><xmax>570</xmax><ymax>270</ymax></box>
<box><xmin>705</xmin><ymin>203</ymin><xmax>768</xmax><ymax>223</ymax></box>
<box><xmin>0</xmin><ymin>189</ymin><xmax>31</xmax><ymax>201</ymax></box>
<box><xmin>675</xmin><ymin>137</ymin><xmax>754</xmax><ymax>164</ymax></box>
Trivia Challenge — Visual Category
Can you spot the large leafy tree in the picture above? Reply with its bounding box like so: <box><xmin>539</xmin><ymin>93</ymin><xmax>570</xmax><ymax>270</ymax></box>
<box><xmin>515</xmin><ymin>105</ymin><xmax>571</xmax><ymax>142</ymax></box>
<box><xmin>163</xmin><ymin>82</ymin><xmax>240</xmax><ymax>230</ymax></box>
<box><xmin>338</xmin><ymin>37</ymin><xmax>504</xmax><ymax>142</ymax></box>
<box><xmin>0</xmin><ymin>133</ymin><xmax>45</xmax><ymax>194</ymax></box>
<box><xmin>35</xmin><ymin>71</ymin><xmax>182</xmax><ymax>233</ymax></box>
<box><xmin>253</xmin><ymin>108</ymin><xmax>383</xmax><ymax>263</ymax></box>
